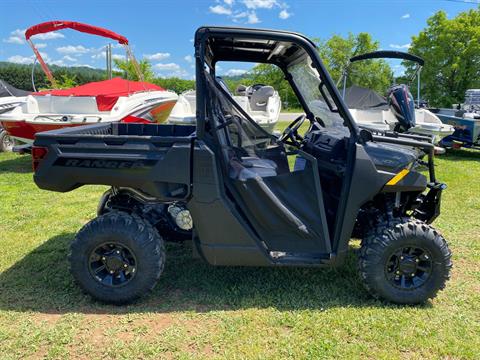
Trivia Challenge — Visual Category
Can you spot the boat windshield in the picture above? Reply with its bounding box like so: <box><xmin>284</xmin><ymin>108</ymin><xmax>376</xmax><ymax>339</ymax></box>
<box><xmin>288</xmin><ymin>58</ymin><xmax>346</xmax><ymax>129</ymax></box>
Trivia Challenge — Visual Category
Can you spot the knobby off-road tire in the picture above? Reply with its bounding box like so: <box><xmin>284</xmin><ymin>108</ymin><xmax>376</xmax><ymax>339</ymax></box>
<box><xmin>359</xmin><ymin>218</ymin><xmax>452</xmax><ymax>304</ymax></box>
<box><xmin>0</xmin><ymin>131</ymin><xmax>14</xmax><ymax>152</ymax></box>
<box><xmin>69</xmin><ymin>211</ymin><xmax>165</xmax><ymax>304</ymax></box>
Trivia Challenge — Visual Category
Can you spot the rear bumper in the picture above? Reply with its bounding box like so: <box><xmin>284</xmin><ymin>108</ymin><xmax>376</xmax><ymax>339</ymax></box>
<box><xmin>413</xmin><ymin>182</ymin><xmax>446</xmax><ymax>224</ymax></box>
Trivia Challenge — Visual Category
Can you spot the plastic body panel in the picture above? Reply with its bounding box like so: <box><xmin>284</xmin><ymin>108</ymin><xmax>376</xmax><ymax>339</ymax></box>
<box><xmin>331</xmin><ymin>144</ymin><xmax>394</xmax><ymax>264</ymax></box>
<box><xmin>187</xmin><ymin>141</ymin><xmax>272</xmax><ymax>266</ymax></box>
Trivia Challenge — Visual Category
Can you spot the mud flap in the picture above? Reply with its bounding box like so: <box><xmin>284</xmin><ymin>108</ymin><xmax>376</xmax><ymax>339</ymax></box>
<box><xmin>413</xmin><ymin>182</ymin><xmax>446</xmax><ymax>224</ymax></box>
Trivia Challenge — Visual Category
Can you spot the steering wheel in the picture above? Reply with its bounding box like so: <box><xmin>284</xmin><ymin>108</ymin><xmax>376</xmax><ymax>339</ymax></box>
<box><xmin>251</xmin><ymin>83</ymin><xmax>266</xmax><ymax>91</ymax></box>
<box><xmin>247</xmin><ymin>83</ymin><xmax>266</xmax><ymax>96</ymax></box>
<box><xmin>279</xmin><ymin>114</ymin><xmax>306</xmax><ymax>147</ymax></box>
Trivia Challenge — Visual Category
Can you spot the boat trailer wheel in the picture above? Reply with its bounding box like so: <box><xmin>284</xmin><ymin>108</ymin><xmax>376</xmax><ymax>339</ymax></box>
<box><xmin>88</xmin><ymin>242</ymin><xmax>137</xmax><ymax>287</ymax></box>
<box><xmin>1</xmin><ymin>133</ymin><xmax>14</xmax><ymax>152</ymax></box>
<box><xmin>385</xmin><ymin>246</ymin><xmax>433</xmax><ymax>290</ymax></box>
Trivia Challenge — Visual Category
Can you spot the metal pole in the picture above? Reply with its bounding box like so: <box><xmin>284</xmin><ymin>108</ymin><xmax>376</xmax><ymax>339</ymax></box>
<box><xmin>31</xmin><ymin>57</ymin><xmax>38</xmax><ymax>92</ymax></box>
<box><xmin>417</xmin><ymin>67</ymin><xmax>421</xmax><ymax>106</ymax></box>
<box><xmin>106</xmin><ymin>44</ymin><xmax>112</xmax><ymax>79</ymax></box>
<box><xmin>342</xmin><ymin>69</ymin><xmax>347</xmax><ymax>99</ymax></box>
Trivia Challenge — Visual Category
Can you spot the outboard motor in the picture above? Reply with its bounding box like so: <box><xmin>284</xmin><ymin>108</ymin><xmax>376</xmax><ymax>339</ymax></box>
<box><xmin>388</xmin><ymin>84</ymin><xmax>416</xmax><ymax>132</ymax></box>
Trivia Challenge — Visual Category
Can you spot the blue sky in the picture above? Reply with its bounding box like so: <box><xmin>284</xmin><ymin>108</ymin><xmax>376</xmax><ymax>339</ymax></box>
<box><xmin>0</xmin><ymin>0</ymin><xmax>478</xmax><ymax>79</ymax></box>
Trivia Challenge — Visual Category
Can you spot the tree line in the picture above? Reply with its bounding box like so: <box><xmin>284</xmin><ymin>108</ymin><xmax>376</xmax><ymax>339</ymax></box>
<box><xmin>1</xmin><ymin>7</ymin><xmax>479</xmax><ymax>108</ymax></box>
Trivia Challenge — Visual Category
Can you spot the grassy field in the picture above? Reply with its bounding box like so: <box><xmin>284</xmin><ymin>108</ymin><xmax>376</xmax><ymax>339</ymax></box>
<box><xmin>0</xmin><ymin>146</ymin><xmax>479</xmax><ymax>359</ymax></box>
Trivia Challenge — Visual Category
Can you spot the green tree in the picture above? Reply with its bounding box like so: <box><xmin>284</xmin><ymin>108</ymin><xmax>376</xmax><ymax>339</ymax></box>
<box><xmin>316</xmin><ymin>32</ymin><xmax>393</xmax><ymax>94</ymax></box>
<box><xmin>113</xmin><ymin>58</ymin><xmax>155</xmax><ymax>82</ymax></box>
<box><xmin>153</xmin><ymin>77</ymin><xmax>195</xmax><ymax>94</ymax></box>
<box><xmin>407</xmin><ymin>9</ymin><xmax>480</xmax><ymax>107</ymax></box>
<box><xmin>55</xmin><ymin>73</ymin><xmax>77</xmax><ymax>89</ymax></box>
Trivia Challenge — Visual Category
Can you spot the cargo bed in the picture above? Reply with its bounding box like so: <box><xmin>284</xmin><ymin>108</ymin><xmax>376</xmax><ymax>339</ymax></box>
<box><xmin>33</xmin><ymin>123</ymin><xmax>196</xmax><ymax>200</ymax></box>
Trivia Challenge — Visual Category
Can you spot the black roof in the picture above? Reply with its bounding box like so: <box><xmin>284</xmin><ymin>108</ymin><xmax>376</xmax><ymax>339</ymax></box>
<box><xmin>195</xmin><ymin>26</ymin><xmax>316</xmax><ymax>64</ymax></box>
<box><xmin>350</xmin><ymin>51</ymin><xmax>424</xmax><ymax>66</ymax></box>
<box><xmin>344</xmin><ymin>85</ymin><xmax>388</xmax><ymax>110</ymax></box>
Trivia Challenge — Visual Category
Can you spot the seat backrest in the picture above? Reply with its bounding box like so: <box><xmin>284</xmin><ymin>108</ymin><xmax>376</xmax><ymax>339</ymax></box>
<box><xmin>235</xmin><ymin>84</ymin><xmax>247</xmax><ymax>96</ymax></box>
<box><xmin>183</xmin><ymin>91</ymin><xmax>197</xmax><ymax>113</ymax></box>
<box><xmin>250</xmin><ymin>86</ymin><xmax>274</xmax><ymax>111</ymax></box>
<box><xmin>30</xmin><ymin>95</ymin><xmax>102</xmax><ymax>114</ymax></box>
<box><xmin>49</xmin><ymin>96</ymin><xmax>101</xmax><ymax>114</ymax></box>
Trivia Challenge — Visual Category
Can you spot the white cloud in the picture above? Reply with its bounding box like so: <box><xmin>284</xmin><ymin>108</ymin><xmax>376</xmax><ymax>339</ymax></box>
<box><xmin>224</xmin><ymin>69</ymin><xmax>248</xmax><ymax>76</ymax></box>
<box><xmin>243</xmin><ymin>0</ymin><xmax>277</xmax><ymax>9</ymax></box>
<box><xmin>154</xmin><ymin>62</ymin><xmax>181</xmax><ymax>71</ymax></box>
<box><xmin>31</xmin><ymin>32</ymin><xmax>65</xmax><ymax>40</ymax></box>
<box><xmin>401</xmin><ymin>13</ymin><xmax>410</xmax><ymax>19</ymax></box>
<box><xmin>72</xmin><ymin>63</ymin><xmax>94</xmax><ymax>68</ymax></box>
<box><xmin>246</xmin><ymin>11</ymin><xmax>260</xmax><ymax>24</ymax></box>
<box><xmin>232</xmin><ymin>11</ymin><xmax>248</xmax><ymax>19</ymax></box>
<box><xmin>7</xmin><ymin>55</ymin><xmax>34</xmax><ymax>64</ymax></box>
<box><xmin>56</xmin><ymin>45</ymin><xmax>90</xmax><ymax>55</ymax></box>
<box><xmin>50</xmin><ymin>59</ymin><xmax>66</xmax><ymax>67</ymax></box>
<box><xmin>90</xmin><ymin>51</ymin><xmax>124</xmax><ymax>61</ymax></box>
<box><xmin>8</xmin><ymin>52</ymin><xmax>56</xmax><ymax>66</ymax></box>
<box><xmin>389</xmin><ymin>43</ymin><xmax>411</xmax><ymax>49</ymax></box>
<box><xmin>3</xmin><ymin>27</ymin><xmax>64</xmax><ymax>45</ymax></box>
<box><xmin>8</xmin><ymin>52</ymin><xmax>98</xmax><ymax>69</ymax></box>
<box><xmin>209</xmin><ymin>0</ymin><xmax>291</xmax><ymax>23</ymax></box>
<box><xmin>91</xmin><ymin>52</ymin><xmax>105</xmax><ymax>60</ymax></box>
<box><xmin>156</xmin><ymin>68</ymin><xmax>189</xmax><ymax>78</ymax></box>
<box><xmin>62</xmin><ymin>55</ymin><xmax>76</xmax><ymax>62</ymax></box>
<box><xmin>36</xmin><ymin>43</ymin><xmax>47</xmax><ymax>49</ymax></box>
<box><xmin>144</xmin><ymin>52</ymin><xmax>170</xmax><ymax>61</ymax></box>
<box><xmin>184</xmin><ymin>55</ymin><xmax>193</xmax><ymax>63</ymax></box>
<box><xmin>3</xmin><ymin>29</ymin><xmax>25</xmax><ymax>44</ymax></box>
<box><xmin>209</xmin><ymin>5</ymin><xmax>232</xmax><ymax>15</ymax></box>
<box><xmin>279</xmin><ymin>9</ymin><xmax>291</xmax><ymax>19</ymax></box>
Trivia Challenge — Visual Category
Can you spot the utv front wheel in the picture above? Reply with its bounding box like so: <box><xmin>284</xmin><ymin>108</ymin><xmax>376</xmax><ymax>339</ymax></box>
<box><xmin>69</xmin><ymin>211</ymin><xmax>165</xmax><ymax>304</ymax></box>
<box><xmin>359</xmin><ymin>219</ymin><xmax>452</xmax><ymax>304</ymax></box>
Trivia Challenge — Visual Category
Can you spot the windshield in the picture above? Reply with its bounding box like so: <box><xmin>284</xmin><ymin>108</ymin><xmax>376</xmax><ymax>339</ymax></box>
<box><xmin>288</xmin><ymin>58</ymin><xmax>346</xmax><ymax>129</ymax></box>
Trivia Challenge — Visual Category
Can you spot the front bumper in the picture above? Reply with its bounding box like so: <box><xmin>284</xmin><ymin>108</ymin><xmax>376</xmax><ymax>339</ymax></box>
<box><xmin>413</xmin><ymin>182</ymin><xmax>447</xmax><ymax>224</ymax></box>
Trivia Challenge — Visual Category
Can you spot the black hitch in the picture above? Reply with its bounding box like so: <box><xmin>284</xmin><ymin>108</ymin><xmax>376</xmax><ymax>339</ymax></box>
<box><xmin>12</xmin><ymin>143</ymin><xmax>32</xmax><ymax>154</ymax></box>
<box><xmin>413</xmin><ymin>182</ymin><xmax>446</xmax><ymax>224</ymax></box>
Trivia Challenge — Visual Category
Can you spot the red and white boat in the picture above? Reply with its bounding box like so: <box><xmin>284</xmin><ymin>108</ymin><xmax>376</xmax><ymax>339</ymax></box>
<box><xmin>0</xmin><ymin>21</ymin><xmax>178</xmax><ymax>144</ymax></box>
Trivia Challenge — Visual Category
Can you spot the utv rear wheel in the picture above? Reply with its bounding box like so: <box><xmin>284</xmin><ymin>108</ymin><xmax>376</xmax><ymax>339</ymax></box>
<box><xmin>359</xmin><ymin>219</ymin><xmax>451</xmax><ymax>304</ymax></box>
<box><xmin>69</xmin><ymin>211</ymin><xmax>165</xmax><ymax>304</ymax></box>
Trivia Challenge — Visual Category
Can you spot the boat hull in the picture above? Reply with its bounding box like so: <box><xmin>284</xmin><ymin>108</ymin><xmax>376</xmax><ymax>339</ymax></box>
<box><xmin>0</xmin><ymin>99</ymin><xmax>177</xmax><ymax>144</ymax></box>
<box><xmin>0</xmin><ymin>121</ymin><xmax>84</xmax><ymax>144</ymax></box>
<box><xmin>435</xmin><ymin>112</ymin><xmax>480</xmax><ymax>147</ymax></box>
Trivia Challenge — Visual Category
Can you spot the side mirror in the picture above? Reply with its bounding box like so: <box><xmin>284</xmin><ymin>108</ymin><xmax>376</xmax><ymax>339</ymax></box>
<box><xmin>359</xmin><ymin>129</ymin><xmax>373</xmax><ymax>143</ymax></box>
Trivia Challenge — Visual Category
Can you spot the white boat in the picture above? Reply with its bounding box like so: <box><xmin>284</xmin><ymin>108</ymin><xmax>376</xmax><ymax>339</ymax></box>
<box><xmin>339</xmin><ymin>51</ymin><xmax>454</xmax><ymax>143</ymax></box>
<box><xmin>0</xmin><ymin>80</ymin><xmax>29</xmax><ymax>151</ymax></box>
<box><xmin>168</xmin><ymin>82</ymin><xmax>281</xmax><ymax>132</ymax></box>
<box><xmin>0</xmin><ymin>21</ymin><xmax>177</xmax><ymax>145</ymax></box>
<box><xmin>431</xmin><ymin>89</ymin><xmax>480</xmax><ymax>148</ymax></box>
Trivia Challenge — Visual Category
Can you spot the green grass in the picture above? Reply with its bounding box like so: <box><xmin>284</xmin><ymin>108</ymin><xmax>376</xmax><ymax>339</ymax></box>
<box><xmin>0</xmin><ymin>148</ymin><xmax>479</xmax><ymax>359</ymax></box>
<box><xmin>281</xmin><ymin>107</ymin><xmax>304</xmax><ymax>113</ymax></box>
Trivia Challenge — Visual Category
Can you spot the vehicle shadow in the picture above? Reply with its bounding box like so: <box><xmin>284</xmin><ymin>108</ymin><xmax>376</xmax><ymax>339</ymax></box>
<box><xmin>0</xmin><ymin>154</ymin><xmax>32</xmax><ymax>174</ymax></box>
<box><xmin>441</xmin><ymin>148</ymin><xmax>480</xmax><ymax>161</ymax></box>
<box><xmin>0</xmin><ymin>233</ymin><xmax>420</xmax><ymax>315</ymax></box>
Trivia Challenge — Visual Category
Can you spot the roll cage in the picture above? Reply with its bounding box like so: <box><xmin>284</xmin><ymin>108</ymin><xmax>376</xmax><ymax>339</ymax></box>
<box><xmin>193</xmin><ymin>26</ymin><xmax>360</xmax><ymax>140</ymax></box>
<box><xmin>192</xmin><ymin>26</ymin><xmax>365</xmax><ymax>262</ymax></box>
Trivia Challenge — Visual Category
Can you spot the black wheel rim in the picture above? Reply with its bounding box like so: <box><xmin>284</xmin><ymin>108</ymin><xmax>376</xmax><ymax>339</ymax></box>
<box><xmin>385</xmin><ymin>246</ymin><xmax>433</xmax><ymax>290</ymax></box>
<box><xmin>88</xmin><ymin>242</ymin><xmax>137</xmax><ymax>287</ymax></box>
